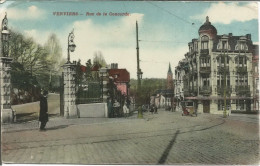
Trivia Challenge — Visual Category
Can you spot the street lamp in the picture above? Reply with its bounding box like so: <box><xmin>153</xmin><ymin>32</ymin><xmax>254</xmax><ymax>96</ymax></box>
<box><xmin>1</xmin><ymin>13</ymin><xmax>10</xmax><ymax>57</ymax></box>
<box><xmin>67</xmin><ymin>29</ymin><xmax>76</xmax><ymax>63</ymax></box>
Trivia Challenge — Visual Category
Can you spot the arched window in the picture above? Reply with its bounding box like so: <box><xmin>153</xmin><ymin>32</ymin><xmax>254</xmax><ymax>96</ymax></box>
<box><xmin>201</xmin><ymin>35</ymin><xmax>209</xmax><ymax>49</ymax></box>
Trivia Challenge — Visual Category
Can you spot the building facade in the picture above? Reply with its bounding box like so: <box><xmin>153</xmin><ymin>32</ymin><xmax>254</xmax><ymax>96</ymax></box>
<box><xmin>174</xmin><ymin>16</ymin><xmax>258</xmax><ymax>114</ymax></box>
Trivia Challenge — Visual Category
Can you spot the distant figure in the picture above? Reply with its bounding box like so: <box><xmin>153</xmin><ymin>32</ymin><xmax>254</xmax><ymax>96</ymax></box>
<box><xmin>123</xmin><ymin>102</ymin><xmax>129</xmax><ymax>118</ymax></box>
<box><xmin>39</xmin><ymin>90</ymin><xmax>48</xmax><ymax>131</ymax></box>
<box><xmin>113</xmin><ymin>100</ymin><xmax>120</xmax><ymax>117</ymax></box>
<box><xmin>154</xmin><ymin>105</ymin><xmax>158</xmax><ymax>114</ymax></box>
<box><xmin>107</xmin><ymin>98</ymin><xmax>112</xmax><ymax>118</ymax></box>
<box><xmin>150</xmin><ymin>104</ymin><xmax>155</xmax><ymax>113</ymax></box>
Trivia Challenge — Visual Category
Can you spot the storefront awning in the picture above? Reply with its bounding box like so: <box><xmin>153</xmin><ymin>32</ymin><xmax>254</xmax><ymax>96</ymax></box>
<box><xmin>185</xmin><ymin>96</ymin><xmax>253</xmax><ymax>100</ymax></box>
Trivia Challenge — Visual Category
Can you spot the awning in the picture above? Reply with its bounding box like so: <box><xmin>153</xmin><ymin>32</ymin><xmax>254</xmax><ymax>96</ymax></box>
<box><xmin>185</xmin><ymin>96</ymin><xmax>253</xmax><ymax>100</ymax></box>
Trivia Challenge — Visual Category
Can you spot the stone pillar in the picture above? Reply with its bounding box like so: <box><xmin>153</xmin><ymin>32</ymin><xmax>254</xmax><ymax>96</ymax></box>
<box><xmin>210</xmin><ymin>100</ymin><xmax>219</xmax><ymax>114</ymax></box>
<box><xmin>231</xmin><ymin>102</ymin><xmax>236</xmax><ymax>112</ymax></box>
<box><xmin>99</xmin><ymin>67</ymin><xmax>109</xmax><ymax>103</ymax></box>
<box><xmin>0</xmin><ymin>57</ymin><xmax>13</xmax><ymax>123</ymax></box>
<box><xmin>197</xmin><ymin>101</ymin><xmax>203</xmax><ymax>113</ymax></box>
<box><xmin>62</xmin><ymin>61</ymin><xmax>77</xmax><ymax>118</ymax></box>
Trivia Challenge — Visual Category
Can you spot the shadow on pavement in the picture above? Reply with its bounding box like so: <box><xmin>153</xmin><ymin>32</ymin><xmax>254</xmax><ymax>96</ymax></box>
<box><xmin>46</xmin><ymin>125</ymin><xmax>69</xmax><ymax>130</ymax></box>
<box><xmin>158</xmin><ymin>130</ymin><xmax>180</xmax><ymax>164</ymax></box>
<box><xmin>15</xmin><ymin>113</ymin><xmax>60</xmax><ymax>123</ymax></box>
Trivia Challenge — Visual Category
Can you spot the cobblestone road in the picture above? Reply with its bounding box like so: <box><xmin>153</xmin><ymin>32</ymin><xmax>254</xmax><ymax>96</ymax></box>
<box><xmin>2</xmin><ymin>110</ymin><xmax>259</xmax><ymax>165</ymax></box>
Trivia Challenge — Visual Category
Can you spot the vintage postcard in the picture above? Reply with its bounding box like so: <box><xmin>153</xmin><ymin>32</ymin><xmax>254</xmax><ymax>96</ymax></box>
<box><xmin>0</xmin><ymin>1</ymin><xmax>259</xmax><ymax>165</ymax></box>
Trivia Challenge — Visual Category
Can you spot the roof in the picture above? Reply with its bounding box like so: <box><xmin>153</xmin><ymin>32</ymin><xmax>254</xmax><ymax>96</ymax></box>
<box><xmin>80</xmin><ymin>65</ymin><xmax>86</xmax><ymax>72</ymax></box>
<box><xmin>80</xmin><ymin>64</ymin><xmax>102</xmax><ymax>72</ymax></box>
<box><xmin>212</xmin><ymin>35</ymin><xmax>254</xmax><ymax>52</ymax></box>
<box><xmin>108</xmin><ymin>69</ymin><xmax>130</xmax><ymax>83</ymax></box>
<box><xmin>91</xmin><ymin>63</ymin><xmax>102</xmax><ymax>71</ymax></box>
<box><xmin>168</xmin><ymin>63</ymin><xmax>172</xmax><ymax>74</ymax></box>
<box><xmin>198</xmin><ymin>16</ymin><xmax>217</xmax><ymax>35</ymax></box>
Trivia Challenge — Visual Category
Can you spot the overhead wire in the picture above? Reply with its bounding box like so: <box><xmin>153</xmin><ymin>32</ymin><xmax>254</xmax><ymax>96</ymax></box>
<box><xmin>146</xmin><ymin>1</ymin><xmax>199</xmax><ymax>28</ymax></box>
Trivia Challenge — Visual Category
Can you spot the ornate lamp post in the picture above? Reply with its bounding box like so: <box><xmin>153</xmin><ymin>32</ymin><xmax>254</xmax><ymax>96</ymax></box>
<box><xmin>67</xmin><ymin>29</ymin><xmax>76</xmax><ymax>63</ymax></box>
<box><xmin>1</xmin><ymin>13</ymin><xmax>10</xmax><ymax>57</ymax></box>
<box><xmin>62</xmin><ymin>29</ymin><xmax>77</xmax><ymax>118</ymax></box>
<box><xmin>1</xmin><ymin>13</ymin><xmax>13</xmax><ymax>123</ymax></box>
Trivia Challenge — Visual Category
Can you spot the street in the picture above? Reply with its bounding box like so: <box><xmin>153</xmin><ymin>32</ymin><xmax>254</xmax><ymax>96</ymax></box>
<box><xmin>1</xmin><ymin>109</ymin><xmax>259</xmax><ymax>165</ymax></box>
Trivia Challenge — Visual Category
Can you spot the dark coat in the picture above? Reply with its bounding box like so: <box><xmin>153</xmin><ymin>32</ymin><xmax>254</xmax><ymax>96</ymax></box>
<box><xmin>39</xmin><ymin>95</ymin><xmax>48</xmax><ymax>122</ymax></box>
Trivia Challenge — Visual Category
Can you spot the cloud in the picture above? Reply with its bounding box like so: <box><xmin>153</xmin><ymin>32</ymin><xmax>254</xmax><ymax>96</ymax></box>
<box><xmin>61</xmin><ymin>13</ymin><xmax>145</xmax><ymax>66</ymax></box>
<box><xmin>7</xmin><ymin>5</ymin><xmax>46</xmax><ymax>20</ymax></box>
<box><xmin>192</xmin><ymin>2</ymin><xmax>258</xmax><ymax>24</ymax></box>
<box><xmin>63</xmin><ymin>13</ymin><xmax>186</xmax><ymax>78</ymax></box>
<box><xmin>0</xmin><ymin>1</ymin><xmax>13</xmax><ymax>20</ymax></box>
<box><xmin>22</xmin><ymin>13</ymin><xmax>188</xmax><ymax>79</ymax></box>
<box><xmin>24</xmin><ymin>29</ymin><xmax>51</xmax><ymax>45</ymax></box>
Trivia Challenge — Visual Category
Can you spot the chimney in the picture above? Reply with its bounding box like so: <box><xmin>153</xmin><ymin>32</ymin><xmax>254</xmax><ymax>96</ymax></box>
<box><xmin>229</xmin><ymin>33</ymin><xmax>232</xmax><ymax>37</ymax></box>
<box><xmin>111</xmin><ymin>63</ymin><xmax>118</xmax><ymax>69</ymax></box>
<box><xmin>246</xmin><ymin>34</ymin><xmax>251</xmax><ymax>40</ymax></box>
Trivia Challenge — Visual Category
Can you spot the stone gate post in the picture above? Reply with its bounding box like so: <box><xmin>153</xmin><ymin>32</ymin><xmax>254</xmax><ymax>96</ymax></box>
<box><xmin>62</xmin><ymin>61</ymin><xmax>77</xmax><ymax>118</ymax></box>
<box><xmin>1</xmin><ymin>57</ymin><xmax>13</xmax><ymax>123</ymax></box>
<box><xmin>1</xmin><ymin>13</ymin><xmax>13</xmax><ymax>123</ymax></box>
<box><xmin>99</xmin><ymin>67</ymin><xmax>109</xmax><ymax>103</ymax></box>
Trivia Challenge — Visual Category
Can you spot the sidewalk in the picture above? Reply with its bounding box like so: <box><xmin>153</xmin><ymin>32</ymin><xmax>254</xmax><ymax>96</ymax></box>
<box><xmin>2</xmin><ymin>111</ymin><xmax>141</xmax><ymax>133</ymax></box>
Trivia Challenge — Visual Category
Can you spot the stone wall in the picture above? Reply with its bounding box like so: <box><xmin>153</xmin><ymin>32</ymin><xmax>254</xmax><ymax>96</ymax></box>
<box><xmin>77</xmin><ymin>103</ymin><xmax>108</xmax><ymax>118</ymax></box>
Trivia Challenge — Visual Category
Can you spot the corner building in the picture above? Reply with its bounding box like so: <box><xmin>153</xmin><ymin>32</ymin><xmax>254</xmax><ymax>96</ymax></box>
<box><xmin>174</xmin><ymin>16</ymin><xmax>258</xmax><ymax>114</ymax></box>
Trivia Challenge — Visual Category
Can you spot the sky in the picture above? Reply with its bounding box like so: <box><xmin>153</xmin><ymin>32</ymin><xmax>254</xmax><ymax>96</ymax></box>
<box><xmin>0</xmin><ymin>1</ymin><xmax>259</xmax><ymax>79</ymax></box>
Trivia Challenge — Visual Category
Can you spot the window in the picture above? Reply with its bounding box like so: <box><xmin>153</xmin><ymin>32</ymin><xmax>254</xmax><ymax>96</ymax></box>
<box><xmin>222</xmin><ymin>41</ymin><xmax>227</xmax><ymax>49</ymax></box>
<box><xmin>236</xmin><ymin>75</ymin><xmax>248</xmax><ymax>86</ymax></box>
<box><xmin>200</xmin><ymin>57</ymin><xmax>210</xmax><ymax>67</ymax></box>
<box><xmin>201</xmin><ymin>36</ymin><xmax>209</xmax><ymax>49</ymax></box>
<box><xmin>235</xmin><ymin>41</ymin><xmax>248</xmax><ymax>51</ymax></box>
<box><xmin>236</xmin><ymin>56</ymin><xmax>247</xmax><ymax>67</ymax></box>
<box><xmin>217</xmin><ymin>74</ymin><xmax>230</xmax><ymax>86</ymax></box>
<box><xmin>202</xmin><ymin>77</ymin><xmax>210</xmax><ymax>86</ymax></box>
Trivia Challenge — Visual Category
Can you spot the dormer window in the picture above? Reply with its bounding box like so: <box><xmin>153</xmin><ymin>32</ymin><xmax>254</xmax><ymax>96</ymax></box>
<box><xmin>201</xmin><ymin>35</ymin><xmax>209</xmax><ymax>49</ymax></box>
<box><xmin>235</xmin><ymin>42</ymin><xmax>248</xmax><ymax>51</ymax></box>
<box><xmin>217</xmin><ymin>39</ymin><xmax>230</xmax><ymax>50</ymax></box>
<box><xmin>235</xmin><ymin>37</ymin><xmax>248</xmax><ymax>51</ymax></box>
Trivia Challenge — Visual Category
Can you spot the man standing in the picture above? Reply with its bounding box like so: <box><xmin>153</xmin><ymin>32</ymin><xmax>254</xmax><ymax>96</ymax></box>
<box><xmin>39</xmin><ymin>90</ymin><xmax>48</xmax><ymax>131</ymax></box>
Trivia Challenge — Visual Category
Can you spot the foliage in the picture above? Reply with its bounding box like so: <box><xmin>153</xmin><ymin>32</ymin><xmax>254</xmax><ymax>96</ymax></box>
<box><xmin>93</xmin><ymin>51</ymin><xmax>107</xmax><ymax>67</ymax></box>
<box><xmin>8</xmin><ymin>30</ymin><xmax>64</xmax><ymax>103</ymax></box>
<box><xmin>130</xmin><ymin>78</ymin><xmax>167</xmax><ymax>105</ymax></box>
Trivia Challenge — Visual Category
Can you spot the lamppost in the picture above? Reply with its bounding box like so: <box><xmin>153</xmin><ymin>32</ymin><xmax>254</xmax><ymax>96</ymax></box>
<box><xmin>1</xmin><ymin>13</ymin><xmax>10</xmax><ymax>57</ymax></box>
<box><xmin>64</xmin><ymin>29</ymin><xmax>76</xmax><ymax>118</ymax></box>
<box><xmin>1</xmin><ymin>12</ymin><xmax>13</xmax><ymax>123</ymax></box>
<box><xmin>67</xmin><ymin>29</ymin><xmax>76</xmax><ymax>63</ymax></box>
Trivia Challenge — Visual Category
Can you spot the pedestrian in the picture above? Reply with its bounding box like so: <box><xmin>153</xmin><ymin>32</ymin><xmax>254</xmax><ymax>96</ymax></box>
<box><xmin>150</xmin><ymin>104</ymin><xmax>154</xmax><ymax>113</ymax></box>
<box><xmin>39</xmin><ymin>90</ymin><xmax>48</xmax><ymax>131</ymax></box>
<box><xmin>123</xmin><ymin>102</ymin><xmax>129</xmax><ymax>118</ymax></box>
<box><xmin>154</xmin><ymin>105</ymin><xmax>158</xmax><ymax>114</ymax></box>
<box><xmin>113</xmin><ymin>100</ymin><xmax>120</xmax><ymax>117</ymax></box>
<box><xmin>107</xmin><ymin>98</ymin><xmax>113</xmax><ymax>118</ymax></box>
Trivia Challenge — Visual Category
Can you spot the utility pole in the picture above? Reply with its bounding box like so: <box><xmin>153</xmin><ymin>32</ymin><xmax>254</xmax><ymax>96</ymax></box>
<box><xmin>136</xmin><ymin>21</ymin><xmax>141</xmax><ymax>89</ymax></box>
<box><xmin>223</xmin><ymin>48</ymin><xmax>227</xmax><ymax>118</ymax></box>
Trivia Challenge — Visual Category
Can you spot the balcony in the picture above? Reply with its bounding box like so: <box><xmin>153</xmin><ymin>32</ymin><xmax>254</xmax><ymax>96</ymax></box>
<box><xmin>200</xmin><ymin>49</ymin><xmax>209</xmax><ymax>55</ymax></box>
<box><xmin>236</xmin><ymin>66</ymin><xmax>247</xmax><ymax>75</ymax></box>
<box><xmin>199</xmin><ymin>86</ymin><xmax>212</xmax><ymax>96</ymax></box>
<box><xmin>218</xmin><ymin>66</ymin><xmax>229</xmax><ymax>74</ymax></box>
<box><xmin>190</xmin><ymin>86</ymin><xmax>198</xmax><ymax>96</ymax></box>
<box><xmin>235</xmin><ymin>85</ymin><xmax>250</xmax><ymax>96</ymax></box>
<box><xmin>217</xmin><ymin>86</ymin><xmax>232</xmax><ymax>96</ymax></box>
<box><xmin>184</xmin><ymin>89</ymin><xmax>190</xmax><ymax>96</ymax></box>
<box><xmin>200</xmin><ymin>67</ymin><xmax>211</xmax><ymax>74</ymax></box>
